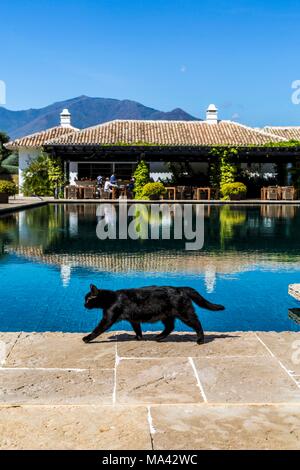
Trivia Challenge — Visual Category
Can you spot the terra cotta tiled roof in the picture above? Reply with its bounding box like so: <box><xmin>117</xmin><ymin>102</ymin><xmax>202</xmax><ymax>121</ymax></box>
<box><xmin>6</xmin><ymin>126</ymin><xmax>78</xmax><ymax>149</ymax></box>
<box><xmin>263</xmin><ymin>127</ymin><xmax>300</xmax><ymax>141</ymax></box>
<box><xmin>45</xmin><ymin>119</ymin><xmax>285</xmax><ymax>147</ymax></box>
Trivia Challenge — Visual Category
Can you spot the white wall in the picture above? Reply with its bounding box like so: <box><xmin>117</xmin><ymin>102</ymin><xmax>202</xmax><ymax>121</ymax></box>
<box><xmin>18</xmin><ymin>148</ymin><xmax>40</xmax><ymax>194</ymax></box>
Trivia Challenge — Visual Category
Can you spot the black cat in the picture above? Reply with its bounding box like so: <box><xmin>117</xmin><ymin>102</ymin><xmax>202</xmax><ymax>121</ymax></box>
<box><xmin>83</xmin><ymin>284</ymin><xmax>225</xmax><ymax>344</ymax></box>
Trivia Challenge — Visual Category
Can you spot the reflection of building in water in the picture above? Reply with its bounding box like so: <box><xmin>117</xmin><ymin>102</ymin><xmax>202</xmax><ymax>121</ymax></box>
<box><xmin>60</xmin><ymin>264</ymin><xmax>72</xmax><ymax>287</ymax></box>
<box><xmin>103</xmin><ymin>205</ymin><xmax>117</xmax><ymax>225</ymax></box>
<box><xmin>262</xmin><ymin>217</ymin><xmax>274</xmax><ymax>230</ymax></box>
<box><xmin>288</xmin><ymin>308</ymin><xmax>300</xmax><ymax>325</ymax></box>
<box><xmin>260</xmin><ymin>205</ymin><xmax>296</xmax><ymax>219</ymax></box>
<box><xmin>69</xmin><ymin>212</ymin><xmax>78</xmax><ymax>237</ymax></box>
<box><xmin>7</xmin><ymin>246</ymin><xmax>300</xmax><ymax>276</ymax></box>
<box><xmin>204</xmin><ymin>266</ymin><xmax>216</xmax><ymax>293</ymax></box>
<box><xmin>18</xmin><ymin>210</ymin><xmax>31</xmax><ymax>244</ymax></box>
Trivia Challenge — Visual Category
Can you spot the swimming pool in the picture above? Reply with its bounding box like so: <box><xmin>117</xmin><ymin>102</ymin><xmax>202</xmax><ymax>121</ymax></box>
<box><xmin>0</xmin><ymin>203</ymin><xmax>300</xmax><ymax>332</ymax></box>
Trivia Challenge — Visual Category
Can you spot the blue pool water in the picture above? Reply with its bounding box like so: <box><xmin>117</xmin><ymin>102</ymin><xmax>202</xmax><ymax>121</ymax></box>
<box><xmin>0</xmin><ymin>203</ymin><xmax>300</xmax><ymax>332</ymax></box>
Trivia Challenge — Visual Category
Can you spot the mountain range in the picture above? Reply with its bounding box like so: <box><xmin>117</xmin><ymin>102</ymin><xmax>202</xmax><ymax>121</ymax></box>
<box><xmin>0</xmin><ymin>95</ymin><xmax>198</xmax><ymax>139</ymax></box>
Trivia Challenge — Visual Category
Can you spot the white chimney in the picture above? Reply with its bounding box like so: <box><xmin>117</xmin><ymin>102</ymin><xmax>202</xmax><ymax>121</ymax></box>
<box><xmin>60</xmin><ymin>108</ymin><xmax>71</xmax><ymax>128</ymax></box>
<box><xmin>206</xmin><ymin>104</ymin><xmax>218</xmax><ymax>124</ymax></box>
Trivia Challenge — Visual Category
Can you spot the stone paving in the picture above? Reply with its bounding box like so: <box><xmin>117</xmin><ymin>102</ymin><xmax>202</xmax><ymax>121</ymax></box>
<box><xmin>289</xmin><ymin>284</ymin><xmax>300</xmax><ymax>302</ymax></box>
<box><xmin>1</xmin><ymin>198</ymin><xmax>300</xmax><ymax>216</ymax></box>
<box><xmin>0</xmin><ymin>197</ymin><xmax>46</xmax><ymax>214</ymax></box>
<box><xmin>0</xmin><ymin>331</ymin><xmax>300</xmax><ymax>449</ymax></box>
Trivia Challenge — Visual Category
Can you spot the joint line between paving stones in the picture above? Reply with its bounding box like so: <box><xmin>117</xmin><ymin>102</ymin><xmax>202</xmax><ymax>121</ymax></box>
<box><xmin>3</xmin><ymin>402</ymin><xmax>300</xmax><ymax>409</ymax></box>
<box><xmin>255</xmin><ymin>333</ymin><xmax>300</xmax><ymax>390</ymax></box>
<box><xmin>117</xmin><ymin>355</ymin><xmax>264</xmax><ymax>360</ymax></box>
<box><xmin>188</xmin><ymin>357</ymin><xmax>208</xmax><ymax>402</ymax></box>
<box><xmin>147</xmin><ymin>406</ymin><xmax>156</xmax><ymax>450</ymax></box>
<box><xmin>2</xmin><ymin>332</ymin><xmax>22</xmax><ymax>366</ymax></box>
<box><xmin>112</xmin><ymin>339</ymin><xmax>120</xmax><ymax>406</ymax></box>
<box><xmin>0</xmin><ymin>367</ymin><xmax>91</xmax><ymax>372</ymax></box>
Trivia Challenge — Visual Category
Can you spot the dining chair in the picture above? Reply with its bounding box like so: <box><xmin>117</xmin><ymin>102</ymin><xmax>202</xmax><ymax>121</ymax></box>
<box><xmin>266</xmin><ymin>186</ymin><xmax>279</xmax><ymax>200</ymax></box>
<box><xmin>67</xmin><ymin>186</ymin><xmax>78</xmax><ymax>199</ymax></box>
<box><xmin>281</xmin><ymin>186</ymin><xmax>295</xmax><ymax>201</ymax></box>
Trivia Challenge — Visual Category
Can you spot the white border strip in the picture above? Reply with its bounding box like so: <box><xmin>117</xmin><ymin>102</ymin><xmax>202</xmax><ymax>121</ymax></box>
<box><xmin>112</xmin><ymin>342</ymin><xmax>121</xmax><ymax>405</ymax></box>
<box><xmin>188</xmin><ymin>357</ymin><xmax>208</xmax><ymax>402</ymax></box>
<box><xmin>147</xmin><ymin>405</ymin><xmax>156</xmax><ymax>435</ymax></box>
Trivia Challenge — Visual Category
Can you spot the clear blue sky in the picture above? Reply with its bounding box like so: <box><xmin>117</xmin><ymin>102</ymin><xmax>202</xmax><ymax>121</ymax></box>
<box><xmin>1</xmin><ymin>0</ymin><xmax>300</xmax><ymax>126</ymax></box>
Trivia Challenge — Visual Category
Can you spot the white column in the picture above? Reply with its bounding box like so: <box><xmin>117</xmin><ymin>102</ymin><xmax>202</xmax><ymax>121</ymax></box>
<box><xmin>69</xmin><ymin>162</ymin><xmax>78</xmax><ymax>185</ymax></box>
<box><xmin>204</xmin><ymin>266</ymin><xmax>216</xmax><ymax>294</ymax></box>
<box><xmin>60</xmin><ymin>264</ymin><xmax>72</xmax><ymax>288</ymax></box>
<box><xmin>69</xmin><ymin>211</ymin><xmax>78</xmax><ymax>237</ymax></box>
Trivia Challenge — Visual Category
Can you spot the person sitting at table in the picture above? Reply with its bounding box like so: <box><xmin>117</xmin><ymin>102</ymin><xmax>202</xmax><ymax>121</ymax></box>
<box><xmin>96</xmin><ymin>175</ymin><xmax>103</xmax><ymax>187</ymax></box>
<box><xmin>127</xmin><ymin>178</ymin><xmax>134</xmax><ymax>191</ymax></box>
<box><xmin>110</xmin><ymin>173</ymin><xmax>118</xmax><ymax>185</ymax></box>
<box><xmin>104</xmin><ymin>177</ymin><xmax>112</xmax><ymax>193</ymax></box>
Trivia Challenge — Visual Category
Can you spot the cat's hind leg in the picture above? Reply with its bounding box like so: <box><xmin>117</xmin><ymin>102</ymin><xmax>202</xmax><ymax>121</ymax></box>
<box><xmin>155</xmin><ymin>317</ymin><xmax>175</xmax><ymax>342</ymax></box>
<box><xmin>177</xmin><ymin>306</ymin><xmax>204</xmax><ymax>344</ymax></box>
<box><xmin>130</xmin><ymin>321</ymin><xmax>143</xmax><ymax>341</ymax></box>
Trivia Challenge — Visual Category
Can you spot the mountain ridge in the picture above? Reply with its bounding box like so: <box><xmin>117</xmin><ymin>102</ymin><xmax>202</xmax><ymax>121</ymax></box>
<box><xmin>0</xmin><ymin>96</ymin><xmax>199</xmax><ymax>139</ymax></box>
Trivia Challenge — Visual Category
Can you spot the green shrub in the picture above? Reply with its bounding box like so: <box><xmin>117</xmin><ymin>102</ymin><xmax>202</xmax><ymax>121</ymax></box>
<box><xmin>133</xmin><ymin>160</ymin><xmax>150</xmax><ymax>199</ymax></box>
<box><xmin>209</xmin><ymin>147</ymin><xmax>238</xmax><ymax>189</ymax></box>
<box><xmin>22</xmin><ymin>152</ymin><xmax>65</xmax><ymax>196</ymax></box>
<box><xmin>0</xmin><ymin>152</ymin><xmax>18</xmax><ymax>176</ymax></box>
<box><xmin>1</xmin><ymin>154</ymin><xmax>18</xmax><ymax>167</ymax></box>
<box><xmin>140</xmin><ymin>182</ymin><xmax>166</xmax><ymax>200</ymax></box>
<box><xmin>221</xmin><ymin>182</ymin><xmax>247</xmax><ymax>200</ymax></box>
<box><xmin>1</xmin><ymin>165</ymin><xmax>18</xmax><ymax>175</ymax></box>
<box><xmin>0</xmin><ymin>180</ymin><xmax>17</xmax><ymax>195</ymax></box>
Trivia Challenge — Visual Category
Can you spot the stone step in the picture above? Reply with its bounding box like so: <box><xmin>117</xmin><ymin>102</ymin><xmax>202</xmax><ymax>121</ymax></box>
<box><xmin>289</xmin><ymin>284</ymin><xmax>300</xmax><ymax>301</ymax></box>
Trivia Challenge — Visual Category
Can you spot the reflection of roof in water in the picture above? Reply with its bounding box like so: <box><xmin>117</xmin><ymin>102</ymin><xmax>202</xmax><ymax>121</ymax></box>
<box><xmin>7</xmin><ymin>246</ymin><xmax>300</xmax><ymax>274</ymax></box>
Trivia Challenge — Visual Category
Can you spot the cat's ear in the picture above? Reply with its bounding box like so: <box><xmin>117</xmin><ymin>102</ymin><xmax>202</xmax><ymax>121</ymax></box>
<box><xmin>90</xmin><ymin>284</ymin><xmax>98</xmax><ymax>295</ymax></box>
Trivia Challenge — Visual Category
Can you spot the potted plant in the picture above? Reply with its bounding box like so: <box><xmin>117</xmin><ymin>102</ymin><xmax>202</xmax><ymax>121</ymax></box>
<box><xmin>221</xmin><ymin>182</ymin><xmax>247</xmax><ymax>201</ymax></box>
<box><xmin>0</xmin><ymin>180</ymin><xmax>17</xmax><ymax>203</ymax></box>
<box><xmin>140</xmin><ymin>182</ymin><xmax>166</xmax><ymax>200</ymax></box>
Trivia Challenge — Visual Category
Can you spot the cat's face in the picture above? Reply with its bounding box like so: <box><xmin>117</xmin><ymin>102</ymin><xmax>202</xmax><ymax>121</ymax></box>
<box><xmin>84</xmin><ymin>284</ymin><xmax>99</xmax><ymax>309</ymax></box>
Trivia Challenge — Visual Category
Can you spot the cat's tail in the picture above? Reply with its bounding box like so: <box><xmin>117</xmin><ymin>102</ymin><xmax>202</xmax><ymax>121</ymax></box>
<box><xmin>182</xmin><ymin>287</ymin><xmax>225</xmax><ymax>311</ymax></box>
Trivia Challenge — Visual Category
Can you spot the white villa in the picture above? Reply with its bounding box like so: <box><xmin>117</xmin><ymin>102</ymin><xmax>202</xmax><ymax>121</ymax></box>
<box><xmin>6</xmin><ymin>104</ymin><xmax>300</xmax><ymax>194</ymax></box>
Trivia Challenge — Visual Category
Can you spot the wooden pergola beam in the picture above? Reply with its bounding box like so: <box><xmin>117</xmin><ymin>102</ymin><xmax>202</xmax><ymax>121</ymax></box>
<box><xmin>44</xmin><ymin>144</ymin><xmax>300</xmax><ymax>164</ymax></box>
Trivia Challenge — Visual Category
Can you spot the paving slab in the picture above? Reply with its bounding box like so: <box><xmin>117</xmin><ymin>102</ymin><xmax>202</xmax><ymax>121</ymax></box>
<box><xmin>0</xmin><ymin>333</ymin><xmax>20</xmax><ymax>366</ymax></box>
<box><xmin>256</xmin><ymin>332</ymin><xmax>300</xmax><ymax>375</ymax></box>
<box><xmin>117</xmin><ymin>331</ymin><xmax>268</xmax><ymax>358</ymax></box>
<box><xmin>116</xmin><ymin>358</ymin><xmax>203</xmax><ymax>404</ymax></box>
<box><xmin>193</xmin><ymin>356</ymin><xmax>300</xmax><ymax>403</ymax></box>
<box><xmin>0</xmin><ymin>369</ymin><xmax>114</xmax><ymax>405</ymax></box>
<box><xmin>289</xmin><ymin>284</ymin><xmax>300</xmax><ymax>301</ymax></box>
<box><xmin>1</xmin><ymin>331</ymin><xmax>300</xmax><ymax>449</ymax></box>
<box><xmin>5</xmin><ymin>332</ymin><xmax>116</xmax><ymax>369</ymax></box>
<box><xmin>0</xmin><ymin>405</ymin><xmax>151</xmax><ymax>450</ymax></box>
<box><xmin>151</xmin><ymin>404</ymin><xmax>300</xmax><ymax>450</ymax></box>
<box><xmin>0</xmin><ymin>199</ymin><xmax>47</xmax><ymax>214</ymax></box>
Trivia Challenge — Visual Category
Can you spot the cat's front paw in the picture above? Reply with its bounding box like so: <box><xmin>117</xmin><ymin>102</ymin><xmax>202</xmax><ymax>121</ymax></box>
<box><xmin>82</xmin><ymin>335</ymin><xmax>92</xmax><ymax>343</ymax></box>
<box><xmin>197</xmin><ymin>336</ymin><xmax>205</xmax><ymax>345</ymax></box>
